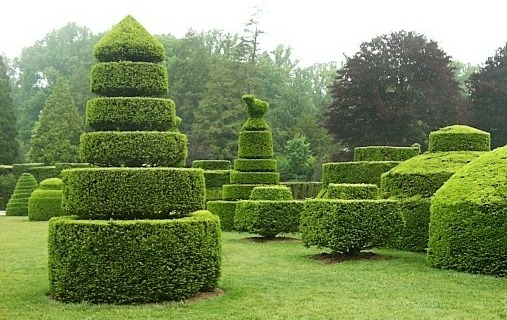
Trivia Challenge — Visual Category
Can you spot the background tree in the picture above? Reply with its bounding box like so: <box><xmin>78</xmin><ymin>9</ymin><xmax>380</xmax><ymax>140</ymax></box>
<box><xmin>0</xmin><ymin>56</ymin><xmax>19</xmax><ymax>163</ymax></box>
<box><xmin>468</xmin><ymin>43</ymin><xmax>507</xmax><ymax>147</ymax></box>
<box><xmin>278</xmin><ymin>134</ymin><xmax>315</xmax><ymax>181</ymax></box>
<box><xmin>26</xmin><ymin>80</ymin><xmax>83</xmax><ymax>164</ymax></box>
<box><xmin>325</xmin><ymin>31</ymin><xmax>465</xmax><ymax>150</ymax></box>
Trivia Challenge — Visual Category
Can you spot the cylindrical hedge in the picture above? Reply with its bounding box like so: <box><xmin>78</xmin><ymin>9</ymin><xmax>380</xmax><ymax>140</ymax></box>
<box><xmin>90</xmin><ymin>62</ymin><xmax>168</xmax><ymax>97</ymax></box>
<box><xmin>322</xmin><ymin>161</ymin><xmax>400</xmax><ymax>186</ymax></box>
<box><xmin>238</xmin><ymin>131</ymin><xmax>273</xmax><ymax>159</ymax></box>
<box><xmin>48</xmin><ymin>211</ymin><xmax>221</xmax><ymax>304</ymax></box>
<box><xmin>233</xmin><ymin>159</ymin><xmax>277</xmax><ymax>172</ymax></box>
<box><xmin>230</xmin><ymin>171</ymin><xmax>280</xmax><ymax>185</ymax></box>
<box><xmin>86</xmin><ymin>97</ymin><xmax>176</xmax><ymax>131</ymax></box>
<box><xmin>354</xmin><ymin>146</ymin><xmax>420</xmax><ymax>161</ymax></box>
<box><xmin>326</xmin><ymin>183</ymin><xmax>379</xmax><ymax>200</ymax></box>
<box><xmin>206</xmin><ymin>200</ymin><xmax>237</xmax><ymax>231</ymax></box>
<box><xmin>222</xmin><ymin>184</ymin><xmax>260</xmax><ymax>200</ymax></box>
<box><xmin>203</xmin><ymin>170</ymin><xmax>231</xmax><ymax>188</ymax></box>
<box><xmin>80</xmin><ymin>131</ymin><xmax>187</xmax><ymax>167</ymax></box>
<box><xmin>192</xmin><ymin>160</ymin><xmax>231</xmax><ymax>170</ymax></box>
<box><xmin>62</xmin><ymin>168</ymin><xmax>205</xmax><ymax>219</ymax></box>
<box><xmin>28</xmin><ymin>178</ymin><xmax>64</xmax><ymax>221</ymax></box>
<box><xmin>428</xmin><ymin>125</ymin><xmax>491</xmax><ymax>153</ymax></box>
<box><xmin>249</xmin><ymin>186</ymin><xmax>293</xmax><ymax>200</ymax></box>
<box><xmin>6</xmin><ymin>173</ymin><xmax>38</xmax><ymax>216</ymax></box>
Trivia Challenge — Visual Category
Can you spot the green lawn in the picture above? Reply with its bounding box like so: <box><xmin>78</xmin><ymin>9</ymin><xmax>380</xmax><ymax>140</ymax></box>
<box><xmin>1</xmin><ymin>216</ymin><xmax>507</xmax><ymax>319</ymax></box>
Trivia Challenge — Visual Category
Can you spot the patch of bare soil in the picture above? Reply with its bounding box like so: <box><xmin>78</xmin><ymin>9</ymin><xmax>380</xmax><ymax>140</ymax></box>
<box><xmin>186</xmin><ymin>288</ymin><xmax>225</xmax><ymax>303</ymax></box>
<box><xmin>309</xmin><ymin>251</ymin><xmax>395</xmax><ymax>264</ymax></box>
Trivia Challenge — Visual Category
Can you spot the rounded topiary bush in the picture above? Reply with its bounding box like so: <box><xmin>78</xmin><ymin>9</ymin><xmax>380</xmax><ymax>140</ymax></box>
<box><xmin>428</xmin><ymin>125</ymin><xmax>491</xmax><ymax>153</ymax></box>
<box><xmin>249</xmin><ymin>185</ymin><xmax>293</xmax><ymax>201</ymax></box>
<box><xmin>80</xmin><ymin>131</ymin><xmax>187</xmax><ymax>167</ymax></box>
<box><xmin>28</xmin><ymin>178</ymin><xmax>63</xmax><ymax>221</ymax></box>
<box><xmin>48</xmin><ymin>211</ymin><xmax>221</xmax><ymax>304</ymax></box>
<box><xmin>192</xmin><ymin>160</ymin><xmax>231</xmax><ymax>170</ymax></box>
<box><xmin>62</xmin><ymin>168</ymin><xmax>205</xmax><ymax>219</ymax></box>
<box><xmin>6</xmin><ymin>173</ymin><xmax>38</xmax><ymax>216</ymax></box>
<box><xmin>326</xmin><ymin>183</ymin><xmax>379</xmax><ymax>200</ymax></box>
<box><xmin>86</xmin><ymin>97</ymin><xmax>176</xmax><ymax>131</ymax></box>
<box><xmin>354</xmin><ymin>146</ymin><xmax>420</xmax><ymax>161</ymax></box>
<box><xmin>238</xmin><ymin>131</ymin><xmax>273</xmax><ymax>159</ymax></box>
<box><xmin>233</xmin><ymin>159</ymin><xmax>277</xmax><ymax>172</ymax></box>
<box><xmin>428</xmin><ymin>145</ymin><xmax>507</xmax><ymax>276</ymax></box>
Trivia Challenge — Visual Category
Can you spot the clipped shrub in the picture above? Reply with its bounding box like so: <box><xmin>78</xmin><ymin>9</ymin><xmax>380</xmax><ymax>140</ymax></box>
<box><xmin>222</xmin><ymin>184</ymin><xmax>260</xmax><ymax>200</ymax></box>
<box><xmin>206</xmin><ymin>201</ymin><xmax>237</xmax><ymax>231</ymax></box>
<box><xmin>28</xmin><ymin>178</ymin><xmax>63</xmax><ymax>221</ymax></box>
<box><xmin>192</xmin><ymin>160</ymin><xmax>231</xmax><ymax>170</ymax></box>
<box><xmin>62</xmin><ymin>168</ymin><xmax>205</xmax><ymax>219</ymax></box>
<box><xmin>80</xmin><ymin>131</ymin><xmax>187</xmax><ymax>167</ymax></box>
<box><xmin>428</xmin><ymin>145</ymin><xmax>507</xmax><ymax>276</ymax></box>
<box><xmin>54</xmin><ymin>162</ymin><xmax>93</xmax><ymax>171</ymax></box>
<box><xmin>234</xmin><ymin>159</ymin><xmax>277</xmax><ymax>172</ymax></box>
<box><xmin>428</xmin><ymin>125</ymin><xmax>491</xmax><ymax>152</ymax></box>
<box><xmin>354</xmin><ymin>146</ymin><xmax>420</xmax><ymax>161</ymax></box>
<box><xmin>205</xmin><ymin>187</ymin><xmax>223</xmax><ymax>202</ymax></box>
<box><xmin>235</xmin><ymin>200</ymin><xmax>304</xmax><ymax>237</ymax></box>
<box><xmin>48</xmin><ymin>211</ymin><xmax>221</xmax><ymax>304</ymax></box>
<box><xmin>203</xmin><ymin>170</ymin><xmax>231</xmax><ymax>188</ymax></box>
<box><xmin>380</xmin><ymin>151</ymin><xmax>483</xmax><ymax>198</ymax></box>
<box><xmin>241</xmin><ymin>94</ymin><xmax>269</xmax><ymax>131</ymax></box>
<box><xmin>6</xmin><ymin>173</ymin><xmax>38</xmax><ymax>216</ymax></box>
<box><xmin>282</xmin><ymin>182</ymin><xmax>322</xmax><ymax>199</ymax></box>
<box><xmin>249</xmin><ymin>185</ymin><xmax>293</xmax><ymax>201</ymax></box>
<box><xmin>86</xmin><ymin>97</ymin><xmax>176</xmax><ymax>131</ymax></box>
<box><xmin>230</xmin><ymin>171</ymin><xmax>280</xmax><ymax>185</ymax></box>
<box><xmin>93</xmin><ymin>15</ymin><xmax>165</xmax><ymax>63</ymax></box>
<box><xmin>90</xmin><ymin>62</ymin><xmax>168</xmax><ymax>97</ymax></box>
<box><xmin>238</xmin><ymin>131</ymin><xmax>273</xmax><ymax>159</ymax></box>
<box><xmin>12</xmin><ymin>163</ymin><xmax>44</xmax><ymax>178</ymax></box>
<box><xmin>322</xmin><ymin>161</ymin><xmax>400</xmax><ymax>186</ymax></box>
<box><xmin>326</xmin><ymin>183</ymin><xmax>379</xmax><ymax>200</ymax></box>
<box><xmin>27</xmin><ymin>166</ymin><xmax>61</xmax><ymax>183</ymax></box>
<box><xmin>300</xmin><ymin>199</ymin><xmax>403</xmax><ymax>255</ymax></box>
<box><xmin>0</xmin><ymin>165</ymin><xmax>15</xmax><ymax>209</ymax></box>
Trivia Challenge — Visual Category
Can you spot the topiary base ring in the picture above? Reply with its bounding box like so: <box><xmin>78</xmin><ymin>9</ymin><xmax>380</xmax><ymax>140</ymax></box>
<box><xmin>48</xmin><ymin>211</ymin><xmax>221</xmax><ymax>304</ymax></box>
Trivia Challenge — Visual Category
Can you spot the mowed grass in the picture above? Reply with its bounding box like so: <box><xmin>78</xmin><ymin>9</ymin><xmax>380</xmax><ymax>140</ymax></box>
<box><xmin>1</xmin><ymin>216</ymin><xmax>507</xmax><ymax>319</ymax></box>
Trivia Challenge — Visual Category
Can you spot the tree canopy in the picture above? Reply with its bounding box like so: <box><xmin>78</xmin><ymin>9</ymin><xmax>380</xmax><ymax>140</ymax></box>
<box><xmin>0</xmin><ymin>56</ymin><xmax>19</xmax><ymax>163</ymax></box>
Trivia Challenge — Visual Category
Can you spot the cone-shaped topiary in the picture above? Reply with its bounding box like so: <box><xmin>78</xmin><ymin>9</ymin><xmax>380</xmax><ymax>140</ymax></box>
<box><xmin>28</xmin><ymin>178</ymin><xmax>63</xmax><ymax>221</ymax></box>
<box><xmin>6</xmin><ymin>173</ymin><xmax>38</xmax><ymax>216</ymax></box>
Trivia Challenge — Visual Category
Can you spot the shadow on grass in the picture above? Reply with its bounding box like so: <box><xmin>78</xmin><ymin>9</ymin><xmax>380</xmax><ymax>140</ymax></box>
<box><xmin>242</xmin><ymin>236</ymin><xmax>300</xmax><ymax>243</ymax></box>
<box><xmin>309</xmin><ymin>252</ymin><xmax>396</xmax><ymax>264</ymax></box>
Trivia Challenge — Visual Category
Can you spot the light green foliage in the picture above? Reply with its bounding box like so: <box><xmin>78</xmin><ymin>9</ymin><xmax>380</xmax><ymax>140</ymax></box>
<box><xmin>322</xmin><ymin>161</ymin><xmax>400</xmax><ymax>186</ymax></box>
<box><xmin>206</xmin><ymin>200</ymin><xmax>237</xmax><ymax>231</ymax></box>
<box><xmin>222</xmin><ymin>184</ymin><xmax>260</xmax><ymax>200</ymax></box>
<box><xmin>326</xmin><ymin>183</ymin><xmax>379</xmax><ymax>200</ymax></box>
<box><xmin>48</xmin><ymin>211</ymin><xmax>221</xmax><ymax>304</ymax></box>
<box><xmin>281</xmin><ymin>181</ymin><xmax>322</xmax><ymax>199</ymax></box>
<box><xmin>6</xmin><ymin>173</ymin><xmax>38</xmax><ymax>216</ymax></box>
<box><xmin>249</xmin><ymin>185</ymin><xmax>293</xmax><ymax>200</ymax></box>
<box><xmin>354</xmin><ymin>146</ymin><xmax>420</xmax><ymax>162</ymax></box>
<box><xmin>300</xmin><ymin>199</ymin><xmax>403</xmax><ymax>255</ymax></box>
<box><xmin>93</xmin><ymin>15</ymin><xmax>165</xmax><ymax>63</ymax></box>
<box><xmin>205</xmin><ymin>187</ymin><xmax>223</xmax><ymax>202</ymax></box>
<box><xmin>230</xmin><ymin>171</ymin><xmax>280</xmax><ymax>184</ymax></box>
<box><xmin>0</xmin><ymin>56</ymin><xmax>18</xmax><ymax>164</ymax></box>
<box><xmin>0</xmin><ymin>166</ymin><xmax>15</xmax><ymax>209</ymax></box>
<box><xmin>62</xmin><ymin>168</ymin><xmax>205</xmax><ymax>220</ymax></box>
<box><xmin>428</xmin><ymin>125</ymin><xmax>490</xmax><ymax>152</ymax></box>
<box><xmin>192</xmin><ymin>160</ymin><xmax>231</xmax><ymax>170</ymax></box>
<box><xmin>26</xmin><ymin>81</ymin><xmax>83</xmax><ymax>165</ymax></box>
<box><xmin>234</xmin><ymin>159</ymin><xmax>277</xmax><ymax>172</ymax></box>
<box><xmin>428</xmin><ymin>145</ymin><xmax>507</xmax><ymax>276</ymax></box>
<box><xmin>28</xmin><ymin>178</ymin><xmax>63</xmax><ymax>221</ymax></box>
<box><xmin>241</xmin><ymin>94</ymin><xmax>269</xmax><ymax>131</ymax></box>
<box><xmin>238</xmin><ymin>131</ymin><xmax>274</xmax><ymax>159</ymax></box>
<box><xmin>279</xmin><ymin>134</ymin><xmax>315</xmax><ymax>181</ymax></box>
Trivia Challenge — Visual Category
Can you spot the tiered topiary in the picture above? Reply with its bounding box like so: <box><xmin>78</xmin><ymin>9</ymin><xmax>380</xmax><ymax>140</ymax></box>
<box><xmin>48</xmin><ymin>16</ymin><xmax>221</xmax><ymax>304</ymax></box>
<box><xmin>281</xmin><ymin>181</ymin><xmax>322</xmax><ymax>199</ymax></box>
<box><xmin>380</xmin><ymin>125</ymin><xmax>490</xmax><ymax>252</ymax></box>
<box><xmin>192</xmin><ymin>160</ymin><xmax>231</xmax><ymax>201</ymax></box>
<box><xmin>5</xmin><ymin>173</ymin><xmax>38</xmax><ymax>216</ymax></box>
<box><xmin>354</xmin><ymin>146</ymin><xmax>421</xmax><ymax>162</ymax></box>
<box><xmin>28</xmin><ymin>178</ymin><xmax>63</xmax><ymax>221</ymax></box>
<box><xmin>428</xmin><ymin>145</ymin><xmax>507</xmax><ymax>276</ymax></box>
<box><xmin>207</xmin><ymin>94</ymin><xmax>279</xmax><ymax>231</ymax></box>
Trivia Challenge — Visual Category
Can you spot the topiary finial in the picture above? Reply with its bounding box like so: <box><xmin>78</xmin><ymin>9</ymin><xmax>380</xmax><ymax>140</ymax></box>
<box><xmin>242</xmin><ymin>94</ymin><xmax>269</xmax><ymax>131</ymax></box>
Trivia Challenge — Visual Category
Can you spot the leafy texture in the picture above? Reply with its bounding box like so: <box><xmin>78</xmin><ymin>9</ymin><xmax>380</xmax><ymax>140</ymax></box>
<box><xmin>326</xmin><ymin>183</ymin><xmax>379</xmax><ymax>200</ymax></box>
<box><xmin>281</xmin><ymin>181</ymin><xmax>322</xmax><ymax>199</ymax></box>
<box><xmin>28</xmin><ymin>178</ymin><xmax>63</xmax><ymax>221</ymax></box>
<box><xmin>428</xmin><ymin>125</ymin><xmax>490</xmax><ymax>152</ymax></box>
<box><xmin>206</xmin><ymin>201</ymin><xmax>237</xmax><ymax>231</ymax></box>
<box><xmin>249</xmin><ymin>185</ymin><xmax>293</xmax><ymax>201</ymax></box>
<box><xmin>322</xmin><ymin>161</ymin><xmax>400</xmax><ymax>186</ymax></box>
<box><xmin>354</xmin><ymin>146</ymin><xmax>420</xmax><ymax>162</ymax></box>
<box><xmin>0</xmin><ymin>56</ymin><xmax>18</xmax><ymax>163</ymax></box>
<box><xmin>192</xmin><ymin>160</ymin><xmax>231</xmax><ymax>170</ymax></box>
<box><xmin>5</xmin><ymin>173</ymin><xmax>38</xmax><ymax>216</ymax></box>
<box><xmin>234</xmin><ymin>159</ymin><xmax>277</xmax><ymax>172</ymax></box>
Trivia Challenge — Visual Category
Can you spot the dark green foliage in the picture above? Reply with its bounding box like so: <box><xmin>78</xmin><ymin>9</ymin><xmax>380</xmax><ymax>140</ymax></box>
<box><xmin>234</xmin><ymin>159</ymin><xmax>277</xmax><ymax>172</ymax></box>
<box><xmin>205</xmin><ymin>187</ymin><xmax>223</xmax><ymax>201</ymax></box>
<box><xmin>322</xmin><ymin>161</ymin><xmax>400</xmax><ymax>186</ymax></box>
<box><xmin>326</xmin><ymin>183</ymin><xmax>379</xmax><ymax>200</ymax></box>
<box><xmin>230</xmin><ymin>171</ymin><xmax>280</xmax><ymax>185</ymax></box>
<box><xmin>192</xmin><ymin>160</ymin><xmax>231</xmax><ymax>170</ymax></box>
<box><xmin>0</xmin><ymin>56</ymin><xmax>18</xmax><ymax>164</ymax></box>
<box><xmin>26</xmin><ymin>81</ymin><xmax>83</xmax><ymax>165</ymax></box>
<box><xmin>206</xmin><ymin>201</ymin><xmax>237</xmax><ymax>231</ymax></box>
<box><xmin>428</xmin><ymin>125</ymin><xmax>491</xmax><ymax>152</ymax></box>
<box><xmin>281</xmin><ymin>182</ymin><xmax>322</xmax><ymax>199</ymax></box>
<box><xmin>80</xmin><ymin>131</ymin><xmax>187</xmax><ymax>167</ymax></box>
<box><xmin>235</xmin><ymin>200</ymin><xmax>304</xmax><ymax>237</ymax></box>
<box><xmin>86</xmin><ymin>97</ymin><xmax>176</xmax><ymax>131</ymax></box>
<box><xmin>62</xmin><ymin>168</ymin><xmax>205</xmax><ymax>219</ymax></box>
<box><xmin>222</xmin><ymin>184</ymin><xmax>259</xmax><ymax>200</ymax></box>
<box><xmin>5</xmin><ymin>173</ymin><xmax>38</xmax><ymax>216</ymax></box>
<box><xmin>241</xmin><ymin>94</ymin><xmax>269</xmax><ymax>131</ymax></box>
<box><xmin>203</xmin><ymin>170</ymin><xmax>231</xmax><ymax>188</ymax></box>
<box><xmin>54</xmin><ymin>162</ymin><xmax>93</xmax><ymax>171</ymax></box>
<box><xmin>90</xmin><ymin>62</ymin><xmax>168</xmax><ymax>97</ymax></box>
<box><xmin>354</xmin><ymin>146</ymin><xmax>420</xmax><ymax>162</ymax></box>
<box><xmin>27</xmin><ymin>166</ymin><xmax>61</xmax><ymax>183</ymax></box>
<box><xmin>279</xmin><ymin>134</ymin><xmax>315</xmax><ymax>181</ymax></box>
<box><xmin>428</xmin><ymin>145</ymin><xmax>507</xmax><ymax>276</ymax></box>
<box><xmin>0</xmin><ymin>168</ymin><xmax>15</xmax><ymax>210</ymax></box>
<box><xmin>380</xmin><ymin>152</ymin><xmax>483</xmax><ymax>198</ymax></box>
<box><xmin>48</xmin><ymin>211</ymin><xmax>221</xmax><ymax>304</ymax></box>
<box><xmin>93</xmin><ymin>15</ymin><xmax>165</xmax><ymax>63</ymax></box>
<box><xmin>238</xmin><ymin>131</ymin><xmax>274</xmax><ymax>159</ymax></box>
<box><xmin>249</xmin><ymin>185</ymin><xmax>293</xmax><ymax>200</ymax></box>
<box><xmin>28</xmin><ymin>178</ymin><xmax>63</xmax><ymax>221</ymax></box>
<box><xmin>12</xmin><ymin>163</ymin><xmax>44</xmax><ymax>178</ymax></box>
<box><xmin>300</xmin><ymin>199</ymin><xmax>403</xmax><ymax>255</ymax></box>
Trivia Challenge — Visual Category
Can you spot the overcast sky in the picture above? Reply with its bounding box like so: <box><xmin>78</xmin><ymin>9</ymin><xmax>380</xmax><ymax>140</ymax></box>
<box><xmin>1</xmin><ymin>0</ymin><xmax>507</xmax><ymax>67</ymax></box>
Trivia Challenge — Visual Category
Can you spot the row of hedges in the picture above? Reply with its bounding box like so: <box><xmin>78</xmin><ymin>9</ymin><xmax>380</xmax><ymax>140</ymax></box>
<box><xmin>326</xmin><ymin>183</ymin><xmax>379</xmax><ymax>200</ymax></box>
<box><xmin>281</xmin><ymin>182</ymin><xmax>322</xmax><ymax>199</ymax></box>
<box><xmin>322</xmin><ymin>161</ymin><xmax>400</xmax><ymax>186</ymax></box>
<box><xmin>354</xmin><ymin>146</ymin><xmax>420</xmax><ymax>162</ymax></box>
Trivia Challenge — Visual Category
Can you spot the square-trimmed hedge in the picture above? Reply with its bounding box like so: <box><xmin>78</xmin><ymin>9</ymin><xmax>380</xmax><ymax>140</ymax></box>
<box><xmin>281</xmin><ymin>182</ymin><xmax>322</xmax><ymax>199</ymax></box>
<box><xmin>192</xmin><ymin>160</ymin><xmax>231</xmax><ymax>170</ymax></box>
<box><xmin>249</xmin><ymin>185</ymin><xmax>293</xmax><ymax>200</ymax></box>
<box><xmin>206</xmin><ymin>200</ymin><xmax>237</xmax><ymax>231</ymax></box>
<box><xmin>238</xmin><ymin>131</ymin><xmax>273</xmax><ymax>159</ymax></box>
<box><xmin>322</xmin><ymin>161</ymin><xmax>400</xmax><ymax>186</ymax></box>
<box><xmin>428</xmin><ymin>125</ymin><xmax>491</xmax><ymax>152</ymax></box>
<box><xmin>353</xmin><ymin>146</ymin><xmax>420</xmax><ymax>162</ymax></box>
<box><xmin>230</xmin><ymin>171</ymin><xmax>280</xmax><ymax>185</ymax></box>
<box><xmin>205</xmin><ymin>187</ymin><xmax>223</xmax><ymax>202</ymax></box>
<box><xmin>203</xmin><ymin>170</ymin><xmax>231</xmax><ymax>188</ymax></box>
<box><xmin>326</xmin><ymin>183</ymin><xmax>379</xmax><ymax>200</ymax></box>
<box><xmin>234</xmin><ymin>159</ymin><xmax>277</xmax><ymax>172</ymax></box>
<box><xmin>222</xmin><ymin>184</ymin><xmax>261</xmax><ymax>200</ymax></box>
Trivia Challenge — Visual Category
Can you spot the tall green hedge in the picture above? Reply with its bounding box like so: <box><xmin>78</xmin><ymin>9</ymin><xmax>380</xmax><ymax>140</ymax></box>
<box><xmin>322</xmin><ymin>161</ymin><xmax>400</xmax><ymax>186</ymax></box>
<box><xmin>62</xmin><ymin>168</ymin><xmax>205</xmax><ymax>219</ymax></box>
<box><xmin>5</xmin><ymin>173</ymin><xmax>38</xmax><ymax>216</ymax></box>
<box><xmin>238</xmin><ymin>131</ymin><xmax>273</xmax><ymax>159</ymax></box>
<box><xmin>192</xmin><ymin>160</ymin><xmax>231</xmax><ymax>170</ymax></box>
<box><xmin>249</xmin><ymin>185</ymin><xmax>293</xmax><ymax>201</ymax></box>
<box><xmin>281</xmin><ymin>182</ymin><xmax>322</xmax><ymax>199</ymax></box>
<box><xmin>354</xmin><ymin>146</ymin><xmax>420</xmax><ymax>161</ymax></box>
<box><xmin>326</xmin><ymin>183</ymin><xmax>379</xmax><ymax>200</ymax></box>
<box><xmin>428</xmin><ymin>125</ymin><xmax>491</xmax><ymax>152</ymax></box>
<box><xmin>230</xmin><ymin>171</ymin><xmax>280</xmax><ymax>185</ymax></box>
<box><xmin>202</xmin><ymin>170</ymin><xmax>230</xmax><ymax>188</ymax></box>
<box><xmin>234</xmin><ymin>159</ymin><xmax>277</xmax><ymax>172</ymax></box>
<box><xmin>428</xmin><ymin>146</ymin><xmax>507</xmax><ymax>276</ymax></box>
<box><xmin>222</xmin><ymin>184</ymin><xmax>260</xmax><ymax>200</ymax></box>
<box><xmin>206</xmin><ymin>201</ymin><xmax>237</xmax><ymax>231</ymax></box>
<box><xmin>28</xmin><ymin>178</ymin><xmax>63</xmax><ymax>221</ymax></box>
<box><xmin>80</xmin><ymin>131</ymin><xmax>187</xmax><ymax>167</ymax></box>
<box><xmin>48</xmin><ymin>211</ymin><xmax>221</xmax><ymax>304</ymax></box>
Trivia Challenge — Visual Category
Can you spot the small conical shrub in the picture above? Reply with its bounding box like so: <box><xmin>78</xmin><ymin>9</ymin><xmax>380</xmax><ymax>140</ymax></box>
<box><xmin>6</xmin><ymin>173</ymin><xmax>38</xmax><ymax>216</ymax></box>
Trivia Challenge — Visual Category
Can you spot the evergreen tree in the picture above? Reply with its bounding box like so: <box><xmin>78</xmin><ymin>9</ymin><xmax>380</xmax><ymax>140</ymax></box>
<box><xmin>278</xmin><ymin>134</ymin><xmax>314</xmax><ymax>181</ymax></box>
<box><xmin>27</xmin><ymin>80</ymin><xmax>83</xmax><ymax>164</ymax></box>
<box><xmin>0</xmin><ymin>56</ymin><xmax>19</xmax><ymax>163</ymax></box>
